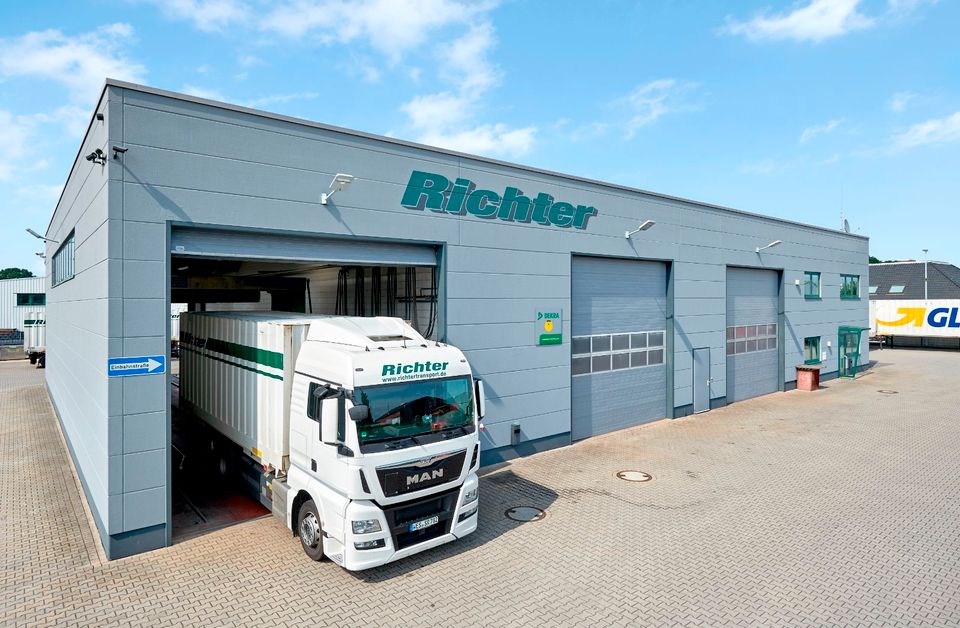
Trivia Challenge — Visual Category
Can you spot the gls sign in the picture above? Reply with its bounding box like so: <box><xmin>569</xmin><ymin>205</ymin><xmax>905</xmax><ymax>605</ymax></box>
<box><xmin>401</xmin><ymin>170</ymin><xmax>599</xmax><ymax>230</ymax></box>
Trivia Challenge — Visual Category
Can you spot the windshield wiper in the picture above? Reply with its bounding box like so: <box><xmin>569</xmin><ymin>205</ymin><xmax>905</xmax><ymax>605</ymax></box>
<box><xmin>384</xmin><ymin>437</ymin><xmax>418</xmax><ymax>450</ymax></box>
<box><xmin>440</xmin><ymin>425</ymin><xmax>470</xmax><ymax>439</ymax></box>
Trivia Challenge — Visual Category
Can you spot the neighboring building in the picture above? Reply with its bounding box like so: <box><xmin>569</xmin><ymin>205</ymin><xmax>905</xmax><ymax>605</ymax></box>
<box><xmin>44</xmin><ymin>80</ymin><xmax>869</xmax><ymax>559</ymax></box>
<box><xmin>0</xmin><ymin>276</ymin><xmax>46</xmax><ymax>346</ymax></box>
<box><xmin>869</xmin><ymin>261</ymin><xmax>960</xmax><ymax>349</ymax></box>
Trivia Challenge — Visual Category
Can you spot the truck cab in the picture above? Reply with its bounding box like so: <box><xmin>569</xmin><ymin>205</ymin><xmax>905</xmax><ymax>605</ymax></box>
<box><xmin>275</xmin><ymin>317</ymin><xmax>483</xmax><ymax>570</ymax></box>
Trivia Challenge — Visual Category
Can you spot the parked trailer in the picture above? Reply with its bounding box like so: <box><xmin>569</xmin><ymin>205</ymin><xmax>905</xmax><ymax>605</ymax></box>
<box><xmin>23</xmin><ymin>312</ymin><xmax>46</xmax><ymax>367</ymax></box>
<box><xmin>179</xmin><ymin>312</ymin><xmax>484</xmax><ymax>570</ymax></box>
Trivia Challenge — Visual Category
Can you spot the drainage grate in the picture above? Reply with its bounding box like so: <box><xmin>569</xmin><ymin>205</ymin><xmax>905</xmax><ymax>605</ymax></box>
<box><xmin>877</xmin><ymin>390</ymin><xmax>899</xmax><ymax>395</ymax></box>
<box><xmin>617</xmin><ymin>470</ymin><xmax>653</xmax><ymax>483</ymax></box>
<box><xmin>504</xmin><ymin>506</ymin><xmax>546</xmax><ymax>522</ymax></box>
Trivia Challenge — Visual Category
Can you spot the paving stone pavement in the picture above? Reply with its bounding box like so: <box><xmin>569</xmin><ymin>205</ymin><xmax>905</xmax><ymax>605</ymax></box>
<box><xmin>3</xmin><ymin>349</ymin><xmax>960</xmax><ymax>626</ymax></box>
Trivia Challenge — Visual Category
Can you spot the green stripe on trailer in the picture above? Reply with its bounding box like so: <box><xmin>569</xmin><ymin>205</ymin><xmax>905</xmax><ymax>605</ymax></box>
<box><xmin>181</xmin><ymin>346</ymin><xmax>283</xmax><ymax>380</ymax></box>
<box><xmin>204</xmin><ymin>338</ymin><xmax>283</xmax><ymax>370</ymax></box>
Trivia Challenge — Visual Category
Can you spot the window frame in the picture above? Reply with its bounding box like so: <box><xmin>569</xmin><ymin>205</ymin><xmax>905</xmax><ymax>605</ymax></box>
<box><xmin>803</xmin><ymin>336</ymin><xmax>821</xmax><ymax>365</ymax></box>
<box><xmin>888</xmin><ymin>285</ymin><xmax>905</xmax><ymax>294</ymax></box>
<box><xmin>15</xmin><ymin>293</ymin><xmax>46</xmax><ymax>307</ymax></box>
<box><xmin>571</xmin><ymin>329</ymin><xmax>666</xmax><ymax>377</ymax></box>
<box><xmin>51</xmin><ymin>230</ymin><xmax>76</xmax><ymax>287</ymax></box>
<box><xmin>803</xmin><ymin>271</ymin><xmax>821</xmax><ymax>299</ymax></box>
<box><xmin>840</xmin><ymin>274</ymin><xmax>860</xmax><ymax>300</ymax></box>
<box><xmin>868</xmin><ymin>286</ymin><xmax>878</xmax><ymax>295</ymax></box>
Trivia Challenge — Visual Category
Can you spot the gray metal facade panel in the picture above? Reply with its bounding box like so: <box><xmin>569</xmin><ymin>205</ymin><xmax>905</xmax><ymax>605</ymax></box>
<box><xmin>0</xmin><ymin>277</ymin><xmax>46</xmax><ymax>330</ymax></box>
<box><xmin>571</xmin><ymin>257</ymin><xmax>667</xmax><ymax>439</ymax></box>
<box><xmin>726</xmin><ymin>267</ymin><xmax>779</xmax><ymax>403</ymax></box>
<box><xmin>170</xmin><ymin>227</ymin><xmax>438</xmax><ymax>266</ymax></box>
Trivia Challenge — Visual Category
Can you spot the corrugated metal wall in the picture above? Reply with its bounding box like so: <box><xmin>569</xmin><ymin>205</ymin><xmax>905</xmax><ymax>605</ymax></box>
<box><xmin>0</xmin><ymin>277</ymin><xmax>46</xmax><ymax>330</ymax></box>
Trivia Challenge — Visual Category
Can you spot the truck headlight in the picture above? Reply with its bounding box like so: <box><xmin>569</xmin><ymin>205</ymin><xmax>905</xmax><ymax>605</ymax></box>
<box><xmin>463</xmin><ymin>487</ymin><xmax>478</xmax><ymax>505</ymax></box>
<box><xmin>352</xmin><ymin>519</ymin><xmax>382</xmax><ymax>534</ymax></box>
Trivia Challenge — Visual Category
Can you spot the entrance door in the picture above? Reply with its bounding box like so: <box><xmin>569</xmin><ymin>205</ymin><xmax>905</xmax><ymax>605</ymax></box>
<box><xmin>693</xmin><ymin>348</ymin><xmax>710</xmax><ymax>413</ymax></box>
<box><xmin>838</xmin><ymin>329</ymin><xmax>861</xmax><ymax>378</ymax></box>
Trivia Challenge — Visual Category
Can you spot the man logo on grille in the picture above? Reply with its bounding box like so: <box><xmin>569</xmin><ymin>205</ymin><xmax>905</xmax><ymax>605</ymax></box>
<box><xmin>406</xmin><ymin>469</ymin><xmax>444</xmax><ymax>486</ymax></box>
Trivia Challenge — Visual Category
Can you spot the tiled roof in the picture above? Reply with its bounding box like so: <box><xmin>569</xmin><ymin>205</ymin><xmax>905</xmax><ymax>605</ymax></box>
<box><xmin>869</xmin><ymin>262</ymin><xmax>960</xmax><ymax>300</ymax></box>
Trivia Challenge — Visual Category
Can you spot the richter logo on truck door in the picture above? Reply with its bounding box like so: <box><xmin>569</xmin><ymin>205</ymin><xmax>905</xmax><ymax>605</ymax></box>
<box><xmin>401</xmin><ymin>170</ymin><xmax>599</xmax><ymax>230</ymax></box>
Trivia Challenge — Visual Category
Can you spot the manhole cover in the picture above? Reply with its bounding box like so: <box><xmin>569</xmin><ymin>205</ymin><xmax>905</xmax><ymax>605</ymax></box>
<box><xmin>877</xmin><ymin>389</ymin><xmax>899</xmax><ymax>395</ymax></box>
<box><xmin>504</xmin><ymin>506</ymin><xmax>546</xmax><ymax>522</ymax></box>
<box><xmin>617</xmin><ymin>470</ymin><xmax>653</xmax><ymax>482</ymax></box>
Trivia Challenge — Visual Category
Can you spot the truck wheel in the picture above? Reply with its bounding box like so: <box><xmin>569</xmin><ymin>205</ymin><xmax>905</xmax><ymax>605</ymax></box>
<box><xmin>29</xmin><ymin>355</ymin><xmax>36</xmax><ymax>365</ymax></box>
<box><xmin>297</xmin><ymin>499</ymin><xmax>326</xmax><ymax>561</ymax></box>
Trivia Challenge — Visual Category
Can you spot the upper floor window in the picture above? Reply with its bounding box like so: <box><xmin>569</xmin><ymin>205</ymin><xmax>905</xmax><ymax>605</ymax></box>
<box><xmin>16</xmin><ymin>293</ymin><xmax>45</xmax><ymax>306</ymax></box>
<box><xmin>840</xmin><ymin>274</ymin><xmax>860</xmax><ymax>299</ymax></box>
<box><xmin>869</xmin><ymin>286</ymin><xmax>878</xmax><ymax>294</ymax></box>
<box><xmin>804</xmin><ymin>271</ymin><xmax>821</xmax><ymax>299</ymax></box>
<box><xmin>889</xmin><ymin>285</ymin><xmax>905</xmax><ymax>294</ymax></box>
<box><xmin>52</xmin><ymin>231</ymin><xmax>75</xmax><ymax>287</ymax></box>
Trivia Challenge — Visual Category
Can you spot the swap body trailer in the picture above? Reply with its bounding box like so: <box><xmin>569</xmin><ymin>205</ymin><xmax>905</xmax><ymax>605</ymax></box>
<box><xmin>23</xmin><ymin>311</ymin><xmax>46</xmax><ymax>366</ymax></box>
<box><xmin>179</xmin><ymin>312</ymin><xmax>483</xmax><ymax>570</ymax></box>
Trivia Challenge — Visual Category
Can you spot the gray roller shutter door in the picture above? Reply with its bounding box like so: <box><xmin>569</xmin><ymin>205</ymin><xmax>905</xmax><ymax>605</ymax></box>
<box><xmin>171</xmin><ymin>227</ymin><xmax>437</xmax><ymax>266</ymax></box>
<box><xmin>725</xmin><ymin>267</ymin><xmax>779</xmax><ymax>403</ymax></box>
<box><xmin>571</xmin><ymin>256</ymin><xmax>667</xmax><ymax>441</ymax></box>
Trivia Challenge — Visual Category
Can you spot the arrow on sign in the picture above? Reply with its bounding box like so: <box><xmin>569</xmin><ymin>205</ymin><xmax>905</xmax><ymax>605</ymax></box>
<box><xmin>876</xmin><ymin>307</ymin><xmax>926</xmax><ymax>327</ymax></box>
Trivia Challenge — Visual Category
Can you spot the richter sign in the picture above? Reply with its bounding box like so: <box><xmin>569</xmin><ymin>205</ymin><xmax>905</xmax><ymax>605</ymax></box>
<box><xmin>400</xmin><ymin>170</ymin><xmax>599</xmax><ymax>230</ymax></box>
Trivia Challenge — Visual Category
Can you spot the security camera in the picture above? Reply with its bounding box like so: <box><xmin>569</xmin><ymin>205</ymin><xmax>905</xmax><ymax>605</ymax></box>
<box><xmin>112</xmin><ymin>145</ymin><xmax>128</xmax><ymax>159</ymax></box>
<box><xmin>85</xmin><ymin>149</ymin><xmax>106</xmax><ymax>164</ymax></box>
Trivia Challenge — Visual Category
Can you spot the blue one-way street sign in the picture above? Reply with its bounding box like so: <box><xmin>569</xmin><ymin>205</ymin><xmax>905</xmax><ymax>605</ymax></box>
<box><xmin>107</xmin><ymin>355</ymin><xmax>166</xmax><ymax>377</ymax></box>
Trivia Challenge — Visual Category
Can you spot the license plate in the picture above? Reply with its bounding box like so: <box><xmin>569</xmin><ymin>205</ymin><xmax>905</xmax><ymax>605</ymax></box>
<box><xmin>409</xmin><ymin>515</ymin><xmax>439</xmax><ymax>532</ymax></box>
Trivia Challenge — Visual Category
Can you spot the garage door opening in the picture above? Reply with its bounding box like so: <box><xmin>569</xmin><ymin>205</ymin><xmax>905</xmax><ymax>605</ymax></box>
<box><xmin>168</xmin><ymin>230</ymin><xmax>440</xmax><ymax>542</ymax></box>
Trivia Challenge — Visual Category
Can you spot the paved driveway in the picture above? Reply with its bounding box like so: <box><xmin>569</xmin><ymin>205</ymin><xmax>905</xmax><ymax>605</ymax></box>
<box><xmin>3</xmin><ymin>349</ymin><xmax>960</xmax><ymax>626</ymax></box>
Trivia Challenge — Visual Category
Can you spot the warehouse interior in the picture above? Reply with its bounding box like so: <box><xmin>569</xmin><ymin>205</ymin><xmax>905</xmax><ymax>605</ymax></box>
<box><xmin>168</xmin><ymin>250</ymin><xmax>440</xmax><ymax>540</ymax></box>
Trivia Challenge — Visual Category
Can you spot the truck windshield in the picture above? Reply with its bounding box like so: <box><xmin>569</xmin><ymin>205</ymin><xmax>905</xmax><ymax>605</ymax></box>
<box><xmin>353</xmin><ymin>376</ymin><xmax>474</xmax><ymax>447</ymax></box>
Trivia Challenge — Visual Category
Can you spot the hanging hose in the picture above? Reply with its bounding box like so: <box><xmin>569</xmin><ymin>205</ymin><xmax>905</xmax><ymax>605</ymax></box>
<box><xmin>404</xmin><ymin>268</ymin><xmax>413</xmax><ymax>321</ymax></box>
<box><xmin>386</xmin><ymin>267</ymin><xmax>397</xmax><ymax>316</ymax></box>
<box><xmin>410</xmin><ymin>267</ymin><xmax>419</xmax><ymax>332</ymax></box>
<box><xmin>335</xmin><ymin>268</ymin><xmax>348</xmax><ymax>315</ymax></box>
<box><xmin>354</xmin><ymin>267</ymin><xmax>366</xmax><ymax>316</ymax></box>
<box><xmin>371</xmin><ymin>267</ymin><xmax>382</xmax><ymax>316</ymax></box>
<box><xmin>424</xmin><ymin>266</ymin><xmax>438</xmax><ymax>339</ymax></box>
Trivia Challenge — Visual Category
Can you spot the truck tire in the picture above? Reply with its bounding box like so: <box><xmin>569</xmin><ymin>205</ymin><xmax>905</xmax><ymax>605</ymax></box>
<box><xmin>296</xmin><ymin>499</ymin><xmax>326</xmax><ymax>561</ymax></box>
<box><xmin>29</xmin><ymin>355</ymin><xmax>36</xmax><ymax>365</ymax></box>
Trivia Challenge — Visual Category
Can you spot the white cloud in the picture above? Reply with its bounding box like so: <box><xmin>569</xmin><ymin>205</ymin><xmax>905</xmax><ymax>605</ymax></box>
<box><xmin>441</xmin><ymin>21</ymin><xmax>498</xmax><ymax>92</ymax></box>
<box><xmin>0</xmin><ymin>24</ymin><xmax>146</xmax><ymax>103</ymax></box>
<box><xmin>889</xmin><ymin>91</ymin><xmax>916</xmax><ymax>112</ymax></box>
<box><xmin>402</xmin><ymin>92</ymin><xmax>473</xmax><ymax>130</ymax></box>
<box><xmin>799</xmin><ymin>118</ymin><xmax>842</xmax><ymax>143</ymax></box>
<box><xmin>141</xmin><ymin>0</ymin><xmax>248</xmax><ymax>32</ymax></box>
<box><xmin>0</xmin><ymin>111</ymin><xmax>31</xmax><ymax>181</ymax></box>
<box><xmin>891</xmin><ymin>112</ymin><xmax>960</xmax><ymax>150</ymax></box>
<box><xmin>245</xmin><ymin>92</ymin><xmax>319</xmax><ymax>108</ymax></box>
<box><xmin>722</xmin><ymin>0</ymin><xmax>875</xmax><ymax>43</ymax></box>
<box><xmin>261</xmin><ymin>0</ymin><xmax>495</xmax><ymax>61</ymax></box>
<box><xmin>417</xmin><ymin>124</ymin><xmax>536</xmax><ymax>157</ymax></box>
<box><xmin>182</xmin><ymin>84</ymin><xmax>226</xmax><ymax>101</ymax></box>
<box><xmin>617</xmin><ymin>79</ymin><xmax>697</xmax><ymax>139</ymax></box>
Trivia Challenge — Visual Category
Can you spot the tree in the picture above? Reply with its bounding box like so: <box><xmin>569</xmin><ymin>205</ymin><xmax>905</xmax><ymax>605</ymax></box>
<box><xmin>0</xmin><ymin>268</ymin><xmax>33</xmax><ymax>280</ymax></box>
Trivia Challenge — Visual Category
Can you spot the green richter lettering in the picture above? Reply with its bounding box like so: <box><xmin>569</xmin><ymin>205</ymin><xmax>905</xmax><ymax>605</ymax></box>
<box><xmin>381</xmin><ymin>361</ymin><xmax>450</xmax><ymax>378</ymax></box>
<box><xmin>400</xmin><ymin>170</ymin><xmax>601</xmax><ymax>230</ymax></box>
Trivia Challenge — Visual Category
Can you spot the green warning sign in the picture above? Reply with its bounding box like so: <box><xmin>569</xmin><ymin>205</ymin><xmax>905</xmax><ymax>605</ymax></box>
<box><xmin>535</xmin><ymin>309</ymin><xmax>563</xmax><ymax>346</ymax></box>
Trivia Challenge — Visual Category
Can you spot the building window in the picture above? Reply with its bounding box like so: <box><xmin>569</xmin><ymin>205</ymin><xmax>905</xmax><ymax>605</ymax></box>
<box><xmin>803</xmin><ymin>271</ymin><xmax>821</xmax><ymax>299</ymax></box>
<box><xmin>840</xmin><ymin>274</ymin><xmax>860</xmax><ymax>299</ymax></box>
<box><xmin>803</xmin><ymin>337</ymin><xmax>821</xmax><ymax>364</ymax></box>
<box><xmin>572</xmin><ymin>330</ymin><xmax>665</xmax><ymax>376</ymax></box>
<box><xmin>15</xmin><ymin>293</ymin><xmax>45</xmax><ymax>306</ymax></box>
<box><xmin>725</xmin><ymin>323</ymin><xmax>778</xmax><ymax>356</ymax></box>
<box><xmin>869</xmin><ymin>286</ymin><xmax>878</xmax><ymax>294</ymax></box>
<box><xmin>888</xmin><ymin>285</ymin><xmax>905</xmax><ymax>294</ymax></box>
<box><xmin>52</xmin><ymin>231</ymin><xmax>75</xmax><ymax>287</ymax></box>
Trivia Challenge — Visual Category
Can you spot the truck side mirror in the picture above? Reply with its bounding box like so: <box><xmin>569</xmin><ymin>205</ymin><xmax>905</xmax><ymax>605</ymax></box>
<box><xmin>475</xmin><ymin>379</ymin><xmax>486</xmax><ymax>419</ymax></box>
<box><xmin>348</xmin><ymin>405</ymin><xmax>370</xmax><ymax>422</ymax></box>
<box><xmin>321</xmin><ymin>407</ymin><xmax>339</xmax><ymax>445</ymax></box>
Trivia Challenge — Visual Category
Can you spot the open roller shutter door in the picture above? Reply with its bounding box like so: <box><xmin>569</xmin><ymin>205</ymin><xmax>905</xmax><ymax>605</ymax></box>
<box><xmin>725</xmin><ymin>267</ymin><xmax>779</xmax><ymax>403</ymax></box>
<box><xmin>171</xmin><ymin>227</ymin><xmax>437</xmax><ymax>266</ymax></box>
<box><xmin>571</xmin><ymin>256</ymin><xmax>667</xmax><ymax>441</ymax></box>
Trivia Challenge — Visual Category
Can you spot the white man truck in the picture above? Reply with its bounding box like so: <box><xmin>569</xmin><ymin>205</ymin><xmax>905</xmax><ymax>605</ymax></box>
<box><xmin>179</xmin><ymin>312</ymin><xmax>483</xmax><ymax>570</ymax></box>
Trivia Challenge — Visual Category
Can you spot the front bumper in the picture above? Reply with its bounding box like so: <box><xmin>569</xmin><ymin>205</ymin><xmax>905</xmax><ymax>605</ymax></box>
<box><xmin>338</xmin><ymin>473</ymin><xmax>479</xmax><ymax>571</ymax></box>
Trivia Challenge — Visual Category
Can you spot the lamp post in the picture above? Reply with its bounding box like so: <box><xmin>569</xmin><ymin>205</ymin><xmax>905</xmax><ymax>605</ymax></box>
<box><xmin>923</xmin><ymin>249</ymin><xmax>929</xmax><ymax>301</ymax></box>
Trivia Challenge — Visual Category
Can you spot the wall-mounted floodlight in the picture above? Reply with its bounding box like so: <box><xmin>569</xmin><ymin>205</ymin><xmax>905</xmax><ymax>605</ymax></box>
<box><xmin>26</xmin><ymin>228</ymin><xmax>58</xmax><ymax>244</ymax></box>
<box><xmin>755</xmin><ymin>240</ymin><xmax>782</xmax><ymax>253</ymax></box>
<box><xmin>321</xmin><ymin>173</ymin><xmax>355</xmax><ymax>205</ymax></box>
<box><xmin>625</xmin><ymin>220</ymin><xmax>656</xmax><ymax>239</ymax></box>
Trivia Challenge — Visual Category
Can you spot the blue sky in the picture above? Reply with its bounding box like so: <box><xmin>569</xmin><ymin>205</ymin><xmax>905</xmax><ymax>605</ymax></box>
<box><xmin>1</xmin><ymin>0</ymin><xmax>958</xmax><ymax>275</ymax></box>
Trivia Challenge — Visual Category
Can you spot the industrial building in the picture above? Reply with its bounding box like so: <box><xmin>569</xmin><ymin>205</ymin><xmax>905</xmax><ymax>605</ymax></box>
<box><xmin>44</xmin><ymin>80</ymin><xmax>869</xmax><ymax>559</ymax></box>
<box><xmin>870</xmin><ymin>261</ymin><xmax>960</xmax><ymax>349</ymax></box>
<box><xmin>0</xmin><ymin>276</ymin><xmax>45</xmax><ymax>347</ymax></box>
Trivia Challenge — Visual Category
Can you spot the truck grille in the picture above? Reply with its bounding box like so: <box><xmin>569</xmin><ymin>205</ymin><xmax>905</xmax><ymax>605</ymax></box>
<box><xmin>376</xmin><ymin>450</ymin><xmax>466</xmax><ymax>498</ymax></box>
<box><xmin>381</xmin><ymin>487</ymin><xmax>459</xmax><ymax>551</ymax></box>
